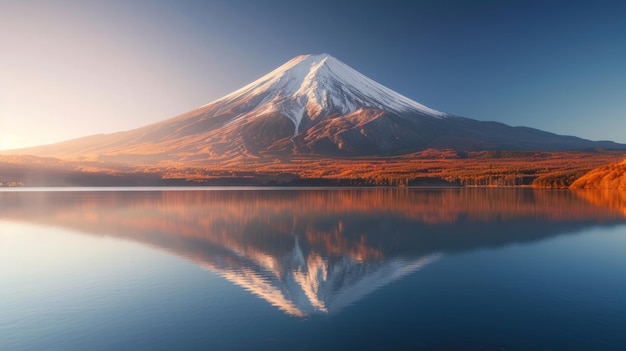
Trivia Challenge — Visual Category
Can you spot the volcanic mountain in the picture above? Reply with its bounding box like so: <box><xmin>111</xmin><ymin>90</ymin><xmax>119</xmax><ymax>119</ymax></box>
<box><xmin>8</xmin><ymin>53</ymin><xmax>625</xmax><ymax>163</ymax></box>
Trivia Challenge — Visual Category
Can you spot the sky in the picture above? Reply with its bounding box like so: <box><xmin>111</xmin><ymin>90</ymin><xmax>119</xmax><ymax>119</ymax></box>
<box><xmin>1</xmin><ymin>0</ymin><xmax>625</xmax><ymax>150</ymax></box>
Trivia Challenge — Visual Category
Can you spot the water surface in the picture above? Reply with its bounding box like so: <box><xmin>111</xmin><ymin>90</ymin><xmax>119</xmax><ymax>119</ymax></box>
<box><xmin>1</xmin><ymin>188</ymin><xmax>626</xmax><ymax>350</ymax></box>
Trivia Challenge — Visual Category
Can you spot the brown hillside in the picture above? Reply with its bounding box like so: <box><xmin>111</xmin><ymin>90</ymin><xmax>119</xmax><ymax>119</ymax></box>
<box><xmin>570</xmin><ymin>159</ymin><xmax>626</xmax><ymax>189</ymax></box>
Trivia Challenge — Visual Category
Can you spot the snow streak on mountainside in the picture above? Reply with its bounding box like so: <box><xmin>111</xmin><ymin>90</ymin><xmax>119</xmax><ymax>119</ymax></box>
<box><xmin>209</xmin><ymin>53</ymin><xmax>446</xmax><ymax>134</ymax></box>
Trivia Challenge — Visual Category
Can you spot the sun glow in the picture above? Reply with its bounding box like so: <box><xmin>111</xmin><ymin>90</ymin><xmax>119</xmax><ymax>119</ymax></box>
<box><xmin>0</xmin><ymin>134</ymin><xmax>20</xmax><ymax>151</ymax></box>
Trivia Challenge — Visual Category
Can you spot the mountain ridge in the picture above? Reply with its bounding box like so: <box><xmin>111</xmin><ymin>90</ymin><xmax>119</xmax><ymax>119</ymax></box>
<box><xmin>4</xmin><ymin>54</ymin><xmax>626</xmax><ymax>163</ymax></box>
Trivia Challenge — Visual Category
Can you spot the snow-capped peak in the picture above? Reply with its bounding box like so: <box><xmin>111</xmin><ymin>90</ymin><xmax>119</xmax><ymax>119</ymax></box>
<box><xmin>207</xmin><ymin>54</ymin><xmax>446</xmax><ymax>134</ymax></box>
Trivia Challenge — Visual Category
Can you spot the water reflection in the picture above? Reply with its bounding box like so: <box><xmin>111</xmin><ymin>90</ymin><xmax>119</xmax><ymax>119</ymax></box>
<box><xmin>1</xmin><ymin>188</ymin><xmax>624</xmax><ymax>317</ymax></box>
<box><xmin>573</xmin><ymin>189</ymin><xmax>626</xmax><ymax>217</ymax></box>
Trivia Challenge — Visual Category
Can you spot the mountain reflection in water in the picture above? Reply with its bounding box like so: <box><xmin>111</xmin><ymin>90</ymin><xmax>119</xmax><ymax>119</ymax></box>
<box><xmin>1</xmin><ymin>188</ymin><xmax>624</xmax><ymax>317</ymax></box>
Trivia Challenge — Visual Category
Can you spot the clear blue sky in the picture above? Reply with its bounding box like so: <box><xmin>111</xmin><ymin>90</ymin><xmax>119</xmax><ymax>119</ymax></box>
<box><xmin>1</xmin><ymin>0</ymin><xmax>625</xmax><ymax>150</ymax></box>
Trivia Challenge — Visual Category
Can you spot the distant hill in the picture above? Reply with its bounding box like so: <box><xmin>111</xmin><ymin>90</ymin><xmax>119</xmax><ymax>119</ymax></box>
<box><xmin>4</xmin><ymin>54</ymin><xmax>625</xmax><ymax>164</ymax></box>
<box><xmin>570</xmin><ymin>159</ymin><xmax>626</xmax><ymax>189</ymax></box>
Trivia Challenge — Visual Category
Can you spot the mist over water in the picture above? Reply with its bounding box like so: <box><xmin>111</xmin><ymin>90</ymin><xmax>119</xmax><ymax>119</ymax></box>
<box><xmin>1</xmin><ymin>188</ymin><xmax>626</xmax><ymax>350</ymax></box>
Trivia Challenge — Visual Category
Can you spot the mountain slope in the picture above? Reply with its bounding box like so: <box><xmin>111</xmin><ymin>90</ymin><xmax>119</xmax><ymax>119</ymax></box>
<box><xmin>6</xmin><ymin>54</ymin><xmax>625</xmax><ymax>163</ymax></box>
<box><xmin>570</xmin><ymin>159</ymin><xmax>626</xmax><ymax>189</ymax></box>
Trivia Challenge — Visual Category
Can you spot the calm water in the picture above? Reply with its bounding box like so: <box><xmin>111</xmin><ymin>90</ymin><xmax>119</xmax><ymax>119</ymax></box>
<box><xmin>1</xmin><ymin>188</ymin><xmax>626</xmax><ymax>350</ymax></box>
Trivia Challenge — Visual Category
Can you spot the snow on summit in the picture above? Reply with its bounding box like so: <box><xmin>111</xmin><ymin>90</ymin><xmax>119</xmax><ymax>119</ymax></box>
<box><xmin>209</xmin><ymin>53</ymin><xmax>446</xmax><ymax>134</ymax></box>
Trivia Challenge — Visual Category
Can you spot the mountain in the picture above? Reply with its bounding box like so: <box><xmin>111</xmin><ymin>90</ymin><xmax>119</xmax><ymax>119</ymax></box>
<box><xmin>7</xmin><ymin>53</ymin><xmax>625</xmax><ymax>163</ymax></box>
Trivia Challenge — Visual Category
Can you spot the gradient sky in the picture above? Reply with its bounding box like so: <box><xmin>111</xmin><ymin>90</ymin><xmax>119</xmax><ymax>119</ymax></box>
<box><xmin>1</xmin><ymin>0</ymin><xmax>625</xmax><ymax>150</ymax></box>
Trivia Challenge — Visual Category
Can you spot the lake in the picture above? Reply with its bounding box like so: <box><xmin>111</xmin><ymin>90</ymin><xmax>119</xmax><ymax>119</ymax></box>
<box><xmin>1</xmin><ymin>188</ymin><xmax>626</xmax><ymax>350</ymax></box>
